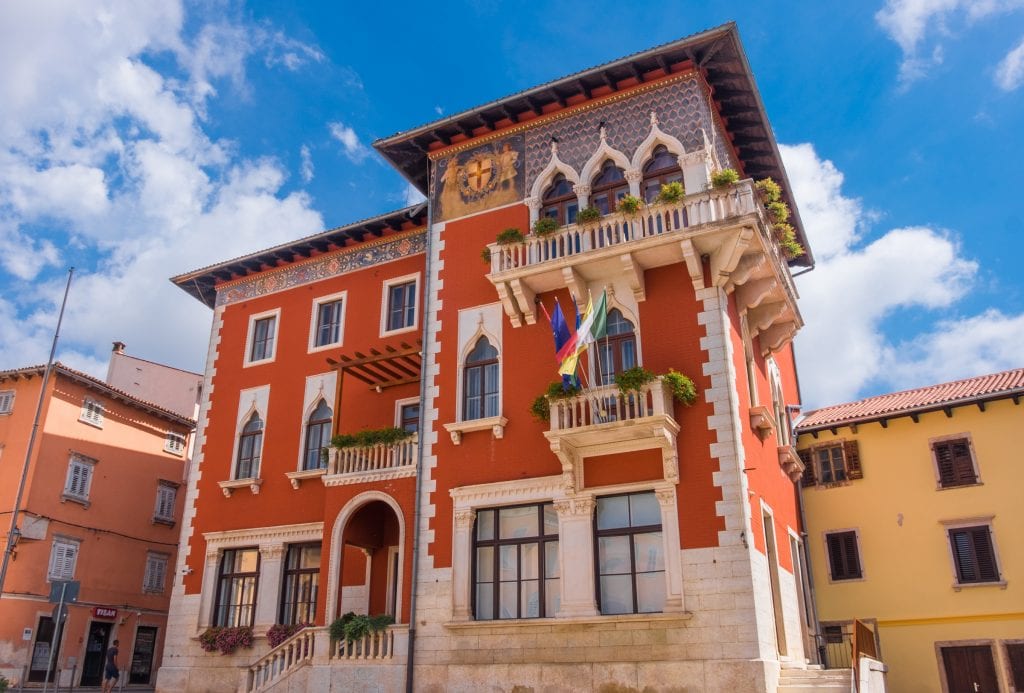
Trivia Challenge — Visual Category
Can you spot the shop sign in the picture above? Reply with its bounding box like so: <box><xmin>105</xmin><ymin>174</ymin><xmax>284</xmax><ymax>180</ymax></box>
<box><xmin>93</xmin><ymin>607</ymin><xmax>118</xmax><ymax>619</ymax></box>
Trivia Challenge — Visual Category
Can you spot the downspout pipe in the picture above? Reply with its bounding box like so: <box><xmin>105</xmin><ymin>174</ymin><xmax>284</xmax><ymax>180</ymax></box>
<box><xmin>405</xmin><ymin>191</ymin><xmax>434</xmax><ymax>693</ymax></box>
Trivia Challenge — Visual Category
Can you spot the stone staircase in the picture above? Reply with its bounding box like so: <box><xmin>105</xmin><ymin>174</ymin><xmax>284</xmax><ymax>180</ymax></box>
<box><xmin>778</xmin><ymin>667</ymin><xmax>854</xmax><ymax>692</ymax></box>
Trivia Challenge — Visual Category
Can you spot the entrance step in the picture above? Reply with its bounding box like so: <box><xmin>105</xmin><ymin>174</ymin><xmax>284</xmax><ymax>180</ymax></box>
<box><xmin>778</xmin><ymin>667</ymin><xmax>853</xmax><ymax>692</ymax></box>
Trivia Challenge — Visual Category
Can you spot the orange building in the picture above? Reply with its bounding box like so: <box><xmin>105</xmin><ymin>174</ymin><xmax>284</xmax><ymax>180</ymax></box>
<box><xmin>0</xmin><ymin>361</ymin><xmax>195</xmax><ymax>688</ymax></box>
<box><xmin>159</xmin><ymin>23</ymin><xmax>835</xmax><ymax>692</ymax></box>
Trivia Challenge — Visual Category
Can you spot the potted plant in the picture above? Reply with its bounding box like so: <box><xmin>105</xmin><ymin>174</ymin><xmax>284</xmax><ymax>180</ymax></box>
<box><xmin>655</xmin><ymin>181</ymin><xmax>685</xmax><ymax>204</ymax></box>
<box><xmin>331</xmin><ymin>427</ymin><xmax>414</xmax><ymax>449</ymax></box>
<box><xmin>614</xmin><ymin>366</ymin><xmax>656</xmax><ymax>394</ymax></box>
<box><xmin>710</xmin><ymin>168</ymin><xmax>740</xmax><ymax>189</ymax></box>
<box><xmin>532</xmin><ymin>217</ymin><xmax>559</xmax><ymax>236</ymax></box>
<box><xmin>267</xmin><ymin>623</ymin><xmax>310</xmax><ymax>648</ymax></box>
<box><xmin>329</xmin><ymin>612</ymin><xmax>395</xmax><ymax>643</ymax></box>
<box><xmin>766</xmin><ymin>200</ymin><xmax>790</xmax><ymax>224</ymax></box>
<box><xmin>773</xmin><ymin>223</ymin><xmax>805</xmax><ymax>258</ymax></box>
<box><xmin>198</xmin><ymin>626</ymin><xmax>254</xmax><ymax>655</ymax></box>
<box><xmin>617</xmin><ymin>194</ymin><xmax>642</xmax><ymax>216</ymax></box>
<box><xmin>495</xmin><ymin>227</ymin><xmax>524</xmax><ymax>244</ymax></box>
<box><xmin>480</xmin><ymin>247</ymin><xmax>491</xmax><ymax>264</ymax></box>
<box><xmin>530</xmin><ymin>381</ymin><xmax>582</xmax><ymax>422</ymax></box>
<box><xmin>662</xmin><ymin>369</ymin><xmax>698</xmax><ymax>405</ymax></box>
<box><xmin>576</xmin><ymin>206</ymin><xmax>602</xmax><ymax>225</ymax></box>
<box><xmin>755</xmin><ymin>177</ymin><xmax>782</xmax><ymax>204</ymax></box>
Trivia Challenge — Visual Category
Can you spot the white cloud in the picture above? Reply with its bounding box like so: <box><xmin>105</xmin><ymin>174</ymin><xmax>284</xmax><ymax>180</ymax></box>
<box><xmin>875</xmin><ymin>0</ymin><xmax>1024</xmax><ymax>85</ymax></box>
<box><xmin>0</xmin><ymin>1</ymin><xmax>327</xmax><ymax>376</ymax></box>
<box><xmin>300</xmin><ymin>145</ymin><xmax>314</xmax><ymax>183</ymax></box>
<box><xmin>328</xmin><ymin>121</ymin><xmax>369</xmax><ymax>163</ymax></box>
<box><xmin>783</xmin><ymin>143</ymin><xmax>1021</xmax><ymax>408</ymax></box>
<box><xmin>994</xmin><ymin>35</ymin><xmax>1024</xmax><ymax>90</ymax></box>
<box><xmin>403</xmin><ymin>183</ymin><xmax>427</xmax><ymax>206</ymax></box>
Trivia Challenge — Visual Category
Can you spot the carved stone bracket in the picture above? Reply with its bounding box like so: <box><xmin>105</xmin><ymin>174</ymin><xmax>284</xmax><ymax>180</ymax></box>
<box><xmin>680</xmin><ymin>238</ymin><xmax>704</xmax><ymax>290</ymax></box>
<box><xmin>620</xmin><ymin>253</ymin><xmax>646</xmax><ymax>302</ymax></box>
<box><xmin>218</xmin><ymin>478</ymin><xmax>263</xmax><ymax>498</ymax></box>
<box><xmin>444</xmin><ymin>416</ymin><xmax>508</xmax><ymax>445</ymax></box>
<box><xmin>553</xmin><ymin>496</ymin><xmax>596</xmax><ymax>518</ymax></box>
<box><xmin>778</xmin><ymin>445</ymin><xmax>805</xmax><ymax>483</ymax></box>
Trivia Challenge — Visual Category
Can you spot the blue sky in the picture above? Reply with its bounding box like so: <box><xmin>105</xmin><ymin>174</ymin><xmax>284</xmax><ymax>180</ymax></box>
<box><xmin>1</xmin><ymin>0</ymin><xmax>1022</xmax><ymax>409</ymax></box>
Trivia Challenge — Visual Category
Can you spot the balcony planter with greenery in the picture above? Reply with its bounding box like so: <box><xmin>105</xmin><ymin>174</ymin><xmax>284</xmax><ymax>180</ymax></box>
<box><xmin>480</xmin><ymin>247</ymin><xmax>491</xmax><ymax>264</ymax></box>
<box><xmin>530</xmin><ymin>381</ymin><xmax>582</xmax><ymax>422</ymax></box>
<box><xmin>766</xmin><ymin>201</ymin><xmax>790</xmax><ymax>224</ymax></box>
<box><xmin>267</xmin><ymin>623</ymin><xmax>310</xmax><ymax>648</ymax></box>
<box><xmin>655</xmin><ymin>181</ymin><xmax>685</xmax><ymax>204</ymax></box>
<box><xmin>710</xmin><ymin>168</ymin><xmax>740</xmax><ymax>189</ymax></box>
<box><xmin>331</xmin><ymin>427</ymin><xmax>413</xmax><ymax>450</ymax></box>
<box><xmin>328</xmin><ymin>612</ymin><xmax>395</xmax><ymax>643</ymax></box>
<box><xmin>615</xmin><ymin>367</ymin><xmax>698</xmax><ymax>406</ymax></box>
<box><xmin>198</xmin><ymin>626</ymin><xmax>254</xmax><ymax>655</ymax></box>
<box><xmin>532</xmin><ymin>217</ymin><xmax>560</xmax><ymax>236</ymax></box>
<box><xmin>773</xmin><ymin>223</ymin><xmax>805</xmax><ymax>259</ymax></box>
<box><xmin>496</xmin><ymin>227</ymin><xmax>524</xmax><ymax>245</ymax></box>
<box><xmin>755</xmin><ymin>177</ymin><xmax>782</xmax><ymax>204</ymax></box>
<box><xmin>576</xmin><ymin>206</ymin><xmax>602</xmax><ymax>225</ymax></box>
<box><xmin>617</xmin><ymin>195</ymin><xmax>643</xmax><ymax>216</ymax></box>
<box><xmin>0</xmin><ymin>675</ymin><xmax>9</xmax><ymax>693</ymax></box>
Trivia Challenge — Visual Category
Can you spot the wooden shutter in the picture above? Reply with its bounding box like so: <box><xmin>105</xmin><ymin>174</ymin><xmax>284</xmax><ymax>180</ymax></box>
<box><xmin>950</xmin><ymin>526</ymin><xmax>999</xmax><ymax>583</ymax></box>
<box><xmin>971</xmin><ymin>527</ymin><xmax>999</xmax><ymax>582</ymax></box>
<box><xmin>798</xmin><ymin>449</ymin><xmax>816</xmax><ymax>487</ymax></box>
<box><xmin>826</xmin><ymin>531</ymin><xmax>861</xmax><ymax>580</ymax></box>
<box><xmin>843</xmin><ymin>440</ymin><xmax>862</xmax><ymax>479</ymax></box>
<box><xmin>1007</xmin><ymin>643</ymin><xmax>1024</xmax><ymax>691</ymax></box>
<box><xmin>933</xmin><ymin>439</ymin><xmax>976</xmax><ymax>487</ymax></box>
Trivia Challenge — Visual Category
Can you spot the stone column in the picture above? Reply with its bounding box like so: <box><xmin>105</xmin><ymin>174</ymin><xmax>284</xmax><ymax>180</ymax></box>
<box><xmin>450</xmin><ymin>508</ymin><xmax>476</xmax><ymax>620</ymax></box>
<box><xmin>255</xmin><ymin>544</ymin><xmax>286</xmax><ymax>630</ymax></box>
<box><xmin>554</xmin><ymin>497</ymin><xmax>598</xmax><ymax>617</ymax></box>
<box><xmin>573</xmin><ymin>183</ymin><xmax>591</xmax><ymax>212</ymax></box>
<box><xmin>657</xmin><ymin>488</ymin><xmax>686</xmax><ymax>612</ymax></box>
<box><xmin>681</xmin><ymin>150</ymin><xmax>712</xmax><ymax>194</ymax></box>
<box><xmin>624</xmin><ymin>168</ymin><xmax>643</xmax><ymax>198</ymax></box>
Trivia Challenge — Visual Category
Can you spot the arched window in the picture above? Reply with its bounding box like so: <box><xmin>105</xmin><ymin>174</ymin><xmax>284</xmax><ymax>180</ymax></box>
<box><xmin>541</xmin><ymin>174</ymin><xmax>578</xmax><ymax>226</ymax></box>
<box><xmin>596</xmin><ymin>309</ymin><xmax>637</xmax><ymax>385</ymax></box>
<box><xmin>463</xmin><ymin>336</ymin><xmax>499</xmax><ymax>421</ymax></box>
<box><xmin>302</xmin><ymin>399</ymin><xmax>333</xmax><ymax>471</ymax></box>
<box><xmin>236</xmin><ymin>412</ymin><xmax>264</xmax><ymax>479</ymax></box>
<box><xmin>767</xmin><ymin>358</ymin><xmax>789</xmax><ymax>445</ymax></box>
<box><xmin>590</xmin><ymin>160</ymin><xmax>629</xmax><ymax>215</ymax></box>
<box><xmin>641</xmin><ymin>145</ymin><xmax>682</xmax><ymax>203</ymax></box>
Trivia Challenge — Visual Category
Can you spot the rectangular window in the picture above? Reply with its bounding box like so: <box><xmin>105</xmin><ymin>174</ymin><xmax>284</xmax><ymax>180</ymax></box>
<box><xmin>154</xmin><ymin>483</ymin><xmax>177</xmax><ymax>523</ymax></box>
<box><xmin>250</xmin><ymin>316</ymin><xmax>276</xmax><ymax>362</ymax></box>
<box><xmin>0</xmin><ymin>389</ymin><xmax>13</xmax><ymax>414</ymax></box>
<box><xmin>801</xmin><ymin>440</ymin><xmax>863</xmax><ymax>486</ymax></box>
<box><xmin>164</xmin><ymin>432</ymin><xmax>186</xmax><ymax>455</ymax></box>
<box><xmin>63</xmin><ymin>455</ymin><xmax>95</xmax><ymax>502</ymax></box>
<box><xmin>595</xmin><ymin>492</ymin><xmax>665</xmax><ymax>615</ymax></box>
<box><xmin>314</xmin><ymin>298</ymin><xmax>345</xmax><ymax>348</ymax></box>
<box><xmin>473</xmin><ymin>503</ymin><xmax>559</xmax><ymax>620</ymax></box>
<box><xmin>933</xmin><ymin>438</ymin><xmax>978</xmax><ymax>488</ymax></box>
<box><xmin>80</xmin><ymin>399</ymin><xmax>104</xmax><ymax>427</ymax></box>
<box><xmin>949</xmin><ymin>525</ymin><xmax>1000</xmax><ymax>584</ymax></box>
<box><xmin>143</xmin><ymin>553</ymin><xmax>168</xmax><ymax>593</ymax></box>
<box><xmin>385</xmin><ymin>279</ymin><xmax>417</xmax><ymax>333</ymax></box>
<box><xmin>48</xmin><ymin>538</ymin><xmax>80</xmax><ymax>580</ymax></box>
<box><xmin>400</xmin><ymin>403</ymin><xmax>420</xmax><ymax>433</ymax></box>
<box><xmin>213</xmin><ymin>548</ymin><xmax>260</xmax><ymax>627</ymax></box>
<box><xmin>279</xmin><ymin>543</ymin><xmax>320</xmax><ymax>625</ymax></box>
<box><xmin>825</xmin><ymin>530</ymin><xmax>862</xmax><ymax>581</ymax></box>
<box><xmin>816</xmin><ymin>446</ymin><xmax>846</xmax><ymax>484</ymax></box>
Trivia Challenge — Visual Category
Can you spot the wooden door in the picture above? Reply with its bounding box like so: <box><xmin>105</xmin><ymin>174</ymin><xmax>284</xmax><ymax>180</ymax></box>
<box><xmin>941</xmin><ymin>645</ymin><xmax>999</xmax><ymax>693</ymax></box>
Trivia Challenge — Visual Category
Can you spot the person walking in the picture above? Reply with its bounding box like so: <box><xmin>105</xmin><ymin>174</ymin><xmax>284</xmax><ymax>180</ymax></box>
<box><xmin>100</xmin><ymin>639</ymin><xmax>120</xmax><ymax>692</ymax></box>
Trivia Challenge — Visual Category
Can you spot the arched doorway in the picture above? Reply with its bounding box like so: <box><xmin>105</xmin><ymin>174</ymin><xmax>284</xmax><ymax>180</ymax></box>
<box><xmin>327</xmin><ymin>493</ymin><xmax>405</xmax><ymax>623</ymax></box>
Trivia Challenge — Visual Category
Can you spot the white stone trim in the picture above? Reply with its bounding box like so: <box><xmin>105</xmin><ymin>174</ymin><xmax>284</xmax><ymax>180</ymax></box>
<box><xmin>528</xmin><ymin>142</ymin><xmax>580</xmax><ymax>224</ymax></box>
<box><xmin>443</xmin><ymin>415</ymin><xmax>508</xmax><ymax>445</ymax></box>
<box><xmin>325</xmin><ymin>491</ymin><xmax>406</xmax><ymax>623</ymax></box>
<box><xmin>379</xmin><ymin>271</ymin><xmax>421</xmax><ymax>338</ymax></box>
<box><xmin>293</xmin><ymin>372</ymin><xmax>337</xmax><ymax>472</ymax></box>
<box><xmin>228</xmin><ymin>385</ymin><xmax>270</xmax><ymax>481</ymax></box>
<box><xmin>451</xmin><ymin>302</ymin><xmax>504</xmax><ymax>427</ymax></box>
<box><xmin>306</xmin><ymin>290</ymin><xmax>348</xmax><ymax>353</ymax></box>
<box><xmin>243</xmin><ymin>308</ymin><xmax>281</xmax><ymax>367</ymax></box>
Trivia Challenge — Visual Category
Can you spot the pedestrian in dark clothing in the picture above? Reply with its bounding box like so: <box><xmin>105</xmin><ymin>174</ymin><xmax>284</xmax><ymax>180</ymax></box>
<box><xmin>101</xmin><ymin>639</ymin><xmax>119</xmax><ymax>693</ymax></box>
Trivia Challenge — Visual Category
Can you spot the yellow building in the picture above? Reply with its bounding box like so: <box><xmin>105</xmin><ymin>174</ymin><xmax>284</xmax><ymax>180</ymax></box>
<box><xmin>796</xmin><ymin>369</ymin><xmax>1024</xmax><ymax>693</ymax></box>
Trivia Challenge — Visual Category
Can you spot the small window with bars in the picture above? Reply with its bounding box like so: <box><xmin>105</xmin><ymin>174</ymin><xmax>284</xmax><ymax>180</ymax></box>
<box><xmin>63</xmin><ymin>455</ymin><xmax>95</xmax><ymax>502</ymax></box>
<box><xmin>0</xmin><ymin>389</ymin><xmax>14</xmax><ymax>414</ymax></box>
<box><xmin>154</xmin><ymin>483</ymin><xmax>177</xmax><ymax>523</ymax></box>
<box><xmin>80</xmin><ymin>399</ymin><xmax>104</xmax><ymax>427</ymax></box>
<box><xmin>932</xmin><ymin>437</ymin><xmax>979</xmax><ymax>488</ymax></box>
<box><xmin>948</xmin><ymin>525</ymin><xmax>1000</xmax><ymax>585</ymax></box>
<box><xmin>825</xmin><ymin>530</ymin><xmax>862</xmax><ymax>581</ymax></box>
<box><xmin>143</xmin><ymin>553</ymin><xmax>168</xmax><ymax>593</ymax></box>
<box><xmin>164</xmin><ymin>432</ymin><xmax>186</xmax><ymax>455</ymax></box>
<box><xmin>48</xmin><ymin>538</ymin><xmax>80</xmax><ymax>580</ymax></box>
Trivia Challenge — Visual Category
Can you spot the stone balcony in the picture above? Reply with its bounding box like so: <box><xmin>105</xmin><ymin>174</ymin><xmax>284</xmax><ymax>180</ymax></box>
<box><xmin>321</xmin><ymin>434</ymin><xmax>418</xmax><ymax>487</ymax></box>
<box><xmin>485</xmin><ymin>179</ymin><xmax>801</xmax><ymax>355</ymax></box>
<box><xmin>544</xmin><ymin>378</ymin><xmax>680</xmax><ymax>492</ymax></box>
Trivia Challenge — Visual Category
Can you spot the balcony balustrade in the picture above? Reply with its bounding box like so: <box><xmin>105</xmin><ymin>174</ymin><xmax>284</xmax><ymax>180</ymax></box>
<box><xmin>544</xmin><ymin>378</ymin><xmax>680</xmax><ymax>492</ymax></box>
<box><xmin>485</xmin><ymin>179</ymin><xmax>801</xmax><ymax>355</ymax></box>
<box><xmin>322</xmin><ymin>434</ymin><xmax>418</xmax><ymax>486</ymax></box>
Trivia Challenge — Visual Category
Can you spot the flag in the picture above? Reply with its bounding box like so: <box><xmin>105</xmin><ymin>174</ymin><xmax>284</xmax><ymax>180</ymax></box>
<box><xmin>557</xmin><ymin>290</ymin><xmax>608</xmax><ymax>377</ymax></box>
<box><xmin>550</xmin><ymin>300</ymin><xmax>571</xmax><ymax>353</ymax></box>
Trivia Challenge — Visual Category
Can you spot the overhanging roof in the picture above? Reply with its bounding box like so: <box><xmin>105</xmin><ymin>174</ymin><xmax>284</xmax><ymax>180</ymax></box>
<box><xmin>374</xmin><ymin>22</ymin><xmax>812</xmax><ymax>267</ymax></box>
<box><xmin>171</xmin><ymin>204</ymin><xmax>428</xmax><ymax>308</ymax></box>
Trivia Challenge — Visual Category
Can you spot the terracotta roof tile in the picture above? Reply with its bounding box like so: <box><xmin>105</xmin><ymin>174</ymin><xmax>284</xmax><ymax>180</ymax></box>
<box><xmin>797</xmin><ymin>368</ymin><xmax>1024</xmax><ymax>431</ymax></box>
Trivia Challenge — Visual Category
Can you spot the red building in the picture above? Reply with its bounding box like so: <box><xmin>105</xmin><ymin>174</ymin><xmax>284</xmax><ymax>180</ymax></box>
<box><xmin>159</xmin><ymin>23</ymin><xmax>827</xmax><ymax>692</ymax></box>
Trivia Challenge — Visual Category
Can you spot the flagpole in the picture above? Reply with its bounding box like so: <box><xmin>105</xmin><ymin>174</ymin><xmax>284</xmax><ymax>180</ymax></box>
<box><xmin>0</xmin><ymin>268</ymin><xmax>74</xmax><ymax>599</ymax></box>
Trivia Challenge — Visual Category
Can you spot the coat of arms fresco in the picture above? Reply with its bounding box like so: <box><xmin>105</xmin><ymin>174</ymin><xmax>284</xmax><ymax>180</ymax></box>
<box><xmin>432</xmin><ymin>135</ymin><xmax>524</xmax><ymax>222</ymax></box>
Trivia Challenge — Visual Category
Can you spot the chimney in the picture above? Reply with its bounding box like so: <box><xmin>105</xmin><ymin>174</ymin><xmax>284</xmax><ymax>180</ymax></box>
<box><xmin>112</xmin><ymin>341</ymin><xmax>126</xmax><ymax>354</ymax></box>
